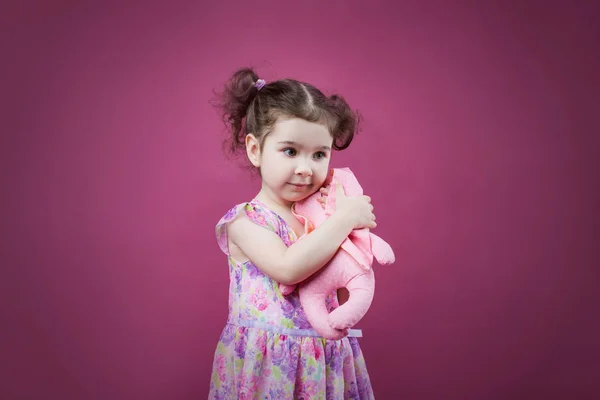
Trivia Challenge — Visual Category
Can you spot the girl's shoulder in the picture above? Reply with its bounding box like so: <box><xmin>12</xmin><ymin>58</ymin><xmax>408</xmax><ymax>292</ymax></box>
<box><xmin>216</xmin><ymin>200</ymin><xmax>289</xmax><ymax>254</ymax></box>
<box><xmin>217</xmin><ymin>199</ymin><xmax>278</xmax><ymax>228</ymax></box>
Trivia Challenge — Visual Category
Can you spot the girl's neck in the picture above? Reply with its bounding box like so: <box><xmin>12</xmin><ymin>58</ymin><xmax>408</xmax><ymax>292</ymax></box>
<box><xmin>254</xmin><ymin>189</ymin><xmax>293</xmax><ymax>214</ymax></box>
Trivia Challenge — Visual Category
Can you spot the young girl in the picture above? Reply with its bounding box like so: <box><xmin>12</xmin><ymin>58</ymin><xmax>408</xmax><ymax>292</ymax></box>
<box><xmin>209</xmin><ymin>67</ymin><xmax>377</xmax><ymax>399</ymax></box>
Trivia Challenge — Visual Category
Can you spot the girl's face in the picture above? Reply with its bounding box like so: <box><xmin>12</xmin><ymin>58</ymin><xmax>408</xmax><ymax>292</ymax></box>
<box><xmin>246</xmin><ymin>117</ymin><xmax>333</xmax><ymax>207</ymax></box>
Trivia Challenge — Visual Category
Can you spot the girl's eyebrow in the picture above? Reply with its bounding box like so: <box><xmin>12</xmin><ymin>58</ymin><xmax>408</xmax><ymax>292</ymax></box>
<box><xmin>278</xmin><ymin>141</ymin><xmax>331</xmax><ymax>151</ymax></box>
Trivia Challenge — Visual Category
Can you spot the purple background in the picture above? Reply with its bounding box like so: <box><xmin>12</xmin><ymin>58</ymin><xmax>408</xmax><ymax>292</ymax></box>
<box><xmin>2</xmin><ymin>1</ymin><xmax>599</xmax><ymax>399</ymax></box>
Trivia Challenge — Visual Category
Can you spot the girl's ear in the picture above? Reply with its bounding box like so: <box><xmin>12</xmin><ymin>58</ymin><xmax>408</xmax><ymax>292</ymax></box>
<box><xmin>245</xmin><ymin>134</ymin><xmax>261</xmax><ymax>167</ymax></box>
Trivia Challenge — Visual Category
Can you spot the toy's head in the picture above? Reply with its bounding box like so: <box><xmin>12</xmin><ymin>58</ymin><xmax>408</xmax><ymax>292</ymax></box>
<box><xmin>293</xmin><ymin>167</ymin><xmax>361</xmax><ymax>227</ymax></box>
<box><xmin>292</xmin><ymin>167</ymin><xmax>395</xmax><ymax>269</ymax></box>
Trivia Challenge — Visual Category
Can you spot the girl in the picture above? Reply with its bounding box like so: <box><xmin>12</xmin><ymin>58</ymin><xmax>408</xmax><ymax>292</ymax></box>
<box><xmin>209</xmin><ymin>67</ymin><xmax>377</xmax><ymax>399</ymax></box>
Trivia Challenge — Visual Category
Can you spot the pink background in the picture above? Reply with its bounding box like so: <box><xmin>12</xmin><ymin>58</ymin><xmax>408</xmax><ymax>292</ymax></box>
<box><xmin>2</xmin><ymin>1</ymin><xmax>599</xmax><ymax>399</ymax></box>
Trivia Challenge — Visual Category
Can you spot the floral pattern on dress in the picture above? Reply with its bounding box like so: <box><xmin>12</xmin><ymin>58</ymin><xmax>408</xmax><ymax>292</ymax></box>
<box><xmin>209</xmin><ymin>200</ymin><xmax>374</xmax><ymax>399</ymax></box>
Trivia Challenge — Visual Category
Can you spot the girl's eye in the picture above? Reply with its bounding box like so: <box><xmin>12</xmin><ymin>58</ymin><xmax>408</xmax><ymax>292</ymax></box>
<box><xmin>283</xmin><ymin>148</ymin><xmax>297</xmax><ymax>157</ymax></box>
<box><xmin>314</xmin><ymin>152</ymin><xmax>327</xmax><ymax>160</ymax></box>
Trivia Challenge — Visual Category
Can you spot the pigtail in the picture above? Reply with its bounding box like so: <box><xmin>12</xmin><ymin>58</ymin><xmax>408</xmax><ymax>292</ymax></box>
<box><xmin>213</xmin><ymin>66</ymin><xmax>362</xmax><ymax>163</ymax></box>
<box><xmin>328</xmin><ymin>94</ymin><xmax>361</xmax><ymax>150</ymax></box>
<box><xmin>214</xmin><ymin>68</ymin><xmax>261</xmax><ymax>154</ymax></box>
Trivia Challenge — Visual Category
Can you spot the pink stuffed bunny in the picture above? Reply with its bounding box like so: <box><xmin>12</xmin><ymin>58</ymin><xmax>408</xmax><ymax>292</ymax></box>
<box><xmin>279</xmin><ymin>167</ymin><xmax>395</xmax><ymax>340</ymax></box>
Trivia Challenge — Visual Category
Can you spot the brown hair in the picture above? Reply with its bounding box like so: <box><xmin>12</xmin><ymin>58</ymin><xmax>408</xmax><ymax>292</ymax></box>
<box><xmin>213</xmin><ymin>67</ymin><xmax>361</xmax><ymax>157</ymax></box>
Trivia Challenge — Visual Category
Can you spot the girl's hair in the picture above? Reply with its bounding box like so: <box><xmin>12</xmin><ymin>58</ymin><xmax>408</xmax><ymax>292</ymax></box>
<box><xmin>213</xmin><ymin>67</ymin><xmax>361</xmax><ymax>156</ymax></box>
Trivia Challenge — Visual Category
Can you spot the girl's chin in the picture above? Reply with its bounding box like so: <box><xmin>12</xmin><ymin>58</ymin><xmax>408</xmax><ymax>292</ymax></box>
<box><xmin>283</xmin><ymin>191</ymin><xmax>315</xmax><ymax>203</ymax></box>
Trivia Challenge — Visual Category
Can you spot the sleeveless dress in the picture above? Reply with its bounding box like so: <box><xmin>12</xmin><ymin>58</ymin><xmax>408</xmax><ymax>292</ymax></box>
<box><xmin>208</xmin><ymin>199</ymin><xmax>375</xmax><ymax>399</ymax></box>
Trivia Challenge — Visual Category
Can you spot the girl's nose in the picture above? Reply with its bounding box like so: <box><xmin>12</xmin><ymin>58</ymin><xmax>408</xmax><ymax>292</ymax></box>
<box><xmin>295</xmin><ymin>163</ymin><xmax>313</xmax><ymax>176</ymax></box>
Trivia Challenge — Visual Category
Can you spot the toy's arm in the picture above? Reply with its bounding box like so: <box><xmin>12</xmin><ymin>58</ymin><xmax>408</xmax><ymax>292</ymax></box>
<box><xmin>279</xmin><ymin>283</ymin><xmax>297</xmax><ymax>295</ymax></box>
<box><xmin>370</xmin><ymin>233</ymin><xmax>395</xmax><ymax>265</ymax></box>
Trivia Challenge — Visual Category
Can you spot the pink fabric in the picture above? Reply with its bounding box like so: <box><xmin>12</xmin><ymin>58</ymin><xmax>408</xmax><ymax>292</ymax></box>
<box><xmin>279</xmin><ymin>168</ymin><xmax>395</xmax><ymax>339</ymax></box>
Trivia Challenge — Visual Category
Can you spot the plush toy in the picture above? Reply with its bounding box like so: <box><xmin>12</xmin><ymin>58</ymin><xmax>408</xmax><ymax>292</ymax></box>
<box><xmin>279</xmin><ymin>167</ymin><xmax>395</xmax><ymax>340</ymax></box>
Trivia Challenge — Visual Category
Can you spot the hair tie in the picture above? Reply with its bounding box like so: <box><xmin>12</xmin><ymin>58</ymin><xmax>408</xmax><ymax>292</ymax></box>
<box><xmin>254</xmin><ymin>79</ymin><xmax>266</xmax><ymax>90</ymax></box>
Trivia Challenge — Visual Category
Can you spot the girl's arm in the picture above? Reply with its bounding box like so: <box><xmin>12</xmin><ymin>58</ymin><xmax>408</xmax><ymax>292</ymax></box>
<box><xmin>228</xmin><ymin>208</ymin><xmax>356</xmax><ymax>285</ymax></box>
<box><xmin>229</xmin><ymin>184</ymin><xmax>376</xmax><ymax>285</ymax></box>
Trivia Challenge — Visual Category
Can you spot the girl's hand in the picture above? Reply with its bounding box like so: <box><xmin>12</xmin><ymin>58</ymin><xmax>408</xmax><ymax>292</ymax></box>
<box><xmin>317</xmin><ymin>186</ymin><xmax>329</xmax><ymax>209</ymax></box>
<box><xmin>319</xmin><ymin>184</ymin><xmax>376</xmax><ymax>229</ymax></box>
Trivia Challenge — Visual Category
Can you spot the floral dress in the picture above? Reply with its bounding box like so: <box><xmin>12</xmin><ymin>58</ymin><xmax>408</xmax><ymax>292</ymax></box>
<box><xmin>208</xmin><ymin>199</ymin><xmax>375</xmax><ymax>399</ymax></box>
